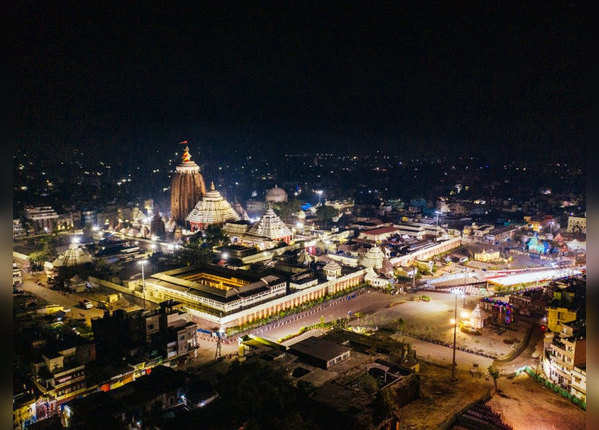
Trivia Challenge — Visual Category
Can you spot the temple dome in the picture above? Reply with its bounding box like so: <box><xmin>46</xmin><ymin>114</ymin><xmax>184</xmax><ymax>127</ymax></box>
<box><xmin>360</xmin><ymin>245</ymin><xmax>385</xmax><ymax>269</ymax></box>
<box><xmin>247</xmin><ymin>206</ymin><xmax>292</xmax><ymax>242</ymax></box>
<box><xmin>266</xmin><ymin>185</ymin><xmax>288</xmax><ymax>203</ymax></box>
<box><xmin>186</xmin><ymin>182</ymin><xmax>240</xmax><ymax>230</ymax></box>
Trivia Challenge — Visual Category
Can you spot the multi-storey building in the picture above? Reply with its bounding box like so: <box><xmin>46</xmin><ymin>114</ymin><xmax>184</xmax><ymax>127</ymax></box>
<box><xmin>541</xmin><ymin>322</ymin><xmax>586</xmax><ymax>401</ymax></box>
<box><xmin>24</xmin><ymin>206</ymin><xmax>59</xmax><ymax>232</ymax></box>
<box><xmin>92</xmin><ymin>301</ymin><xmax>198</xmax><ymax>364</ymax></box>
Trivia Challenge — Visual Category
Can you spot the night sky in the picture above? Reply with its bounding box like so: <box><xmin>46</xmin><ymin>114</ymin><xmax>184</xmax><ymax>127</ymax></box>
<box><xmin>17</xmin><ymin>3</ymin><xmax>587</xmax><ymax>162</ymax></box>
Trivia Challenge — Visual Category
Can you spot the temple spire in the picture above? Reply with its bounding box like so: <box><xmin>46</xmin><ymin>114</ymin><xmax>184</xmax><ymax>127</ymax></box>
<box><xmin>210</xmin><ymin>181</ymin><xmax>215</xmax><ymax>191</ymax></box>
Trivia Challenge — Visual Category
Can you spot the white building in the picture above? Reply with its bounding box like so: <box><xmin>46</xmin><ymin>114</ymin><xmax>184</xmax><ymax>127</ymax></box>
<box><xmin>25</xmin><ymin>206</ymin><xmax>59</xmax><ymax>231</ymax></box>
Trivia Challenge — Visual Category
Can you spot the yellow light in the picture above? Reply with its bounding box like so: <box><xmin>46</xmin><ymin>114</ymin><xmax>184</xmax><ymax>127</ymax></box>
<box><xmin>450</xmin><ymin>318</ymin><xmax>456</xmax><ymax>325</ymax></box>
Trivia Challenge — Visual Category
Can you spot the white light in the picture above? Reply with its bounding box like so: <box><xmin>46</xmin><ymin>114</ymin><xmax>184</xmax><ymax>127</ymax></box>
<box><xmin>450</xmin><ymin>318</ymin><xmax>456</xmax><ymax>325</ymax></box>
<box><xmin>167</xmin><ymin>243</ymin><xmax>175</xmax><ymax>251</ymax></box>
<box><xmin>71</xmin><ymin>237</ymin><xmax>80</xmax><ymax>244</ymax></box>
<box><xmin>138</xmin><ymin>259</ymin><xmax>147</xmax><ymax>265</ymax></box>
<box><xmin>92</xmin><ymin>225</ymin><xmax>100</xmax><ymax>231</ymax></box>
<box><xmin>296</xmin><ymin>222</ymin><xmax>304</xmax><ymax>228</ymax></box>
<box><xmin>460</xmin><ymin>311</ymin><xmax>469</xmax><ymax>318</ymax></box>
<box><xmin>222</xmin><ymin>252</ymin><xmax>229</xmax><ymax>259</ymax></box>
<box><xmin>150</xmin><ymin>244</ymin><xmax>157</xmax><ymax>250</ymax></box>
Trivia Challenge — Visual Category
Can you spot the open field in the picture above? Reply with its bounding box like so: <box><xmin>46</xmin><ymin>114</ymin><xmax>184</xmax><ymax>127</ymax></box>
<box><xmin>487</xmin><ymin>373</ymin><xmax>585</xmax><ymax>430</ymax></box>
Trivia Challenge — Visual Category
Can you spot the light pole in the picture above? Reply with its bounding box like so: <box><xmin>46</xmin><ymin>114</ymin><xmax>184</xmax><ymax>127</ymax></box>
<box><xmin>451</xmin><ymin>289</ymin><xmax>462</xmax><ymax>381</ymax></box>
<box><xmin>139</xmin><ymin>259</ymin><xmax>147</xmax><ymax>309</ymax></box>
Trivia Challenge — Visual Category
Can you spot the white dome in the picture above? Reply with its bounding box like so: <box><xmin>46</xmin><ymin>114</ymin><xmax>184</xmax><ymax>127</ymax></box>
<box><xmin>266</xmin><ymin>185</ymin><xmax>288</xmax><ymax>202</ymax></box>
<box><xmin>360</xmin><ymin>245</ymin><xmax>385</xmax><ymax>269</ymax></box>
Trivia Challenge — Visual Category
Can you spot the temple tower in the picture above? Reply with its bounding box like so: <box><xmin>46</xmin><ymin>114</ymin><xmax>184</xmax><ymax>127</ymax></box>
<box><xmin>170</xmin><ymin>143</ymin><xmax>207</xmax><ymax>225</ymax></box>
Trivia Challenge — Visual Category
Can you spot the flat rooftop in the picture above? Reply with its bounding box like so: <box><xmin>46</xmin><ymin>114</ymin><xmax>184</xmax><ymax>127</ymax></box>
<box><xmin>290</xmin><ymin>336</ymin><xmax>350</xmax><ymax>362</ymax></box>
<box><xmin>147</xmin><ymin>265</ymin><xmax>283</xmax><ymax>302</ymax></box>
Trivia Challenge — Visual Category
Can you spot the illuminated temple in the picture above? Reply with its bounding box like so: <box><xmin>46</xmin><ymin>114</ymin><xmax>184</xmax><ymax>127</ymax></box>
<box><xmin>186</xmin><ymin>182</ymin><xmax>240</xmax><ymax>231</ymax></box>
<box><xmin>223</xmin><ymin>206</ymin><xmax>293</xmax><ymax>250</ymax></box>
<box><xmin>246</xmin><ymin>206</ymin><xmax>293</xmax><ymax>243</ymax></box>
<box><xmin>170</xmin><ymin>144</ymin><xmax>207</xmax><ymax>225</ymax></box>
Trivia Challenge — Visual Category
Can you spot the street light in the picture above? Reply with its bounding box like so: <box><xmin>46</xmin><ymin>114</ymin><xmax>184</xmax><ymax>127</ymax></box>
<box><xmin>451</xmin><ymin>288</ymin><xmax>463</xmax><ymax>381</ymax></box>
<box><xmin>138</xmin><ymin>259</ymin><xmax>148</xmax><ymax>309</ymax></box>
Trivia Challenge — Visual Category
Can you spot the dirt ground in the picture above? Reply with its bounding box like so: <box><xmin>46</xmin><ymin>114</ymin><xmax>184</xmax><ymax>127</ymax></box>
<box><xmin>487</xmin><ymin>373</ymin><xmax>586</xmax><ymax>430</ymax></box>
<box><xmin>398</xmin><ymin>362</ymin><xmax>491</xmax><ymax>430</ymax></box>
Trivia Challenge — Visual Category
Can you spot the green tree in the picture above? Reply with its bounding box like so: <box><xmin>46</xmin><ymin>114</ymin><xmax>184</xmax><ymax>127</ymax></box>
<box><xmin>358</xmin><ymin>373</ymin><xmax>379</xmax><ymax>394</ymax></box>
<box><xmin>204</xmin><ymin>225</ymin><xmax>227</xmax><ymax>247</ymax></box>
<box><xmin>274</xmin><ymin>199</ymin><xmax>302</xmax><ymax>220</ymax></box>
<box><xmin>316</xmin><ymin>205</ymin><xmax>339</xmax><ymax>223</ymax></box>
<box><xmin>488</xmin><ymin>365</ymin><xmax>500</xmax><ymax>392</ymax></box>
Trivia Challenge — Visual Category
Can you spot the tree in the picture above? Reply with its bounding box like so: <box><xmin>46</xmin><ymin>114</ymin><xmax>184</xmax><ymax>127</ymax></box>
<box><xmin>358</xmin><ymin>373</ymin><xmax>379</xmax><ymax>394</ymax></box>
<box><xmin>315</xmin><ymin>205</ymin><xmax>339</xmax><ymax>223</ymax></box>
<box><xmin>204</xmin><ymin>225</ymin><xmax>227</xmax><ymax>248</ymax></box>
<box><xmin>274</xmin><ymin>199</ymin><xmax>302</xmax><ymax>220</ymax></box>
<box><xmin>488</xmin><ymin>365</ymin><xmax>500</xmax><ymax>393</ymax></box>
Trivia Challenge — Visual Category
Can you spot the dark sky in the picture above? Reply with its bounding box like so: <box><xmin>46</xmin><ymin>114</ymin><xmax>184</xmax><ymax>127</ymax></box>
<box><xmin>17</xmin><ymin>3</ymin><xmax>588</xmax><ymax>161</ymax></box>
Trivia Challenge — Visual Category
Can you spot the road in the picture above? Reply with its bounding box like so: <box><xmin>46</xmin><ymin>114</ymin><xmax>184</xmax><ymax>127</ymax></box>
<box><xmin>399</xmin><ymin>335</ymin><xmax>494</xmax><ymax>370</ymax></box>
<box><xmin>494</xmin><ymin>324</ymin><xmax>544</xmax><ymax>375</ymax></box>
<box><xmin>20</xmin><ymin>272</ymin><xmax>105</xmax><ymax>323</ymax></box>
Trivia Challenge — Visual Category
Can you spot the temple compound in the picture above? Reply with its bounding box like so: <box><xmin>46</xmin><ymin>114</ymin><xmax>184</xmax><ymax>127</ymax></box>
<box><xmin>170</xmin><ymin>144</ymin><xmax>207</xmax><ymax>225</ymax></box>
<box><xmin>140</xmin><ymin>264</ymin><xmax>366</xmax><ymax>327</ymax></box>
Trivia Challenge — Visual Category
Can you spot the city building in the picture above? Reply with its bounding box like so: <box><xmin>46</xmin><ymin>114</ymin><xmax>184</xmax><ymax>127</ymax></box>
<box><xmin>567</xmin><ymin>216</ymin><xmax>586</xmax><ymax>234</ymax></box>
<box><xmin>265</xmin><ymin>185</ymin><xmax>288</xmax><ymax>203</ymax></box>
<box><xmin>30</xmin><ymin>342</ymin><xmax>96</xmax><ymax>422</ymax></box>
<box><xmin>289</xmin><ymin>336</ymin><xmax>351</xmax><ymax>369</ymax></box>
<box><xmin>474</xmin><ymin>250</ymin><xmax>501</xmax><ymax>263</ymax></box>
<box><xmin>542</xmin><ymin>321</ymin><xmax>586</xmax><ymax>401</ymax></box>
<box><xmin>92</xmin><ymin>301</ymin><xmax>197</xmax><ymax>364</ymax></box>
<box><xmin>358</xmin><ymin>226</ymin><xmax>401</xmax><ymax>242</ymax></box>
<box><xmin>24</xmin><ymin>206</ymin><xmax>59</xmax><ymax>232</ymax></box>
<box><xmin>170</xmin><ymin>145</ymin><xmax>207</xmax><ymax>225</ymax></box>
<box><xmin>395</xmin><ymin>222</ymin><xmax>446</xmax><ymax>239</ymax></box>
<box><xmin>81</xmin><ymin>210</ymin><xmax>98</xmax><ymax>226</ymax></box>
<box><xmin>63</xmin><ymin>366</ymin><xmax>190</xmax><ymax>429</ymax></box>
<box><xmin>186</xmin><ymin>182</ymin><xmax>239</xmax><ymax>231</ymax></box>
<box><xmin>13</xmin><ymin>219</ymin><xmax>27</xmax><ymax>239</ymax></box>
<box><xmin>546</xmin><ymin>283</ymin><xmax>584</xmax><ymax>333</ymax></box>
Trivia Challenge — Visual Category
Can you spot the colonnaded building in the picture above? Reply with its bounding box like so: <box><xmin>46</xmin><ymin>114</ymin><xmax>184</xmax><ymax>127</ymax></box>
<box><xmin>140</xmin><ymin>264</ymin><xmax>366</xmax><ymax>328</ymax></box>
